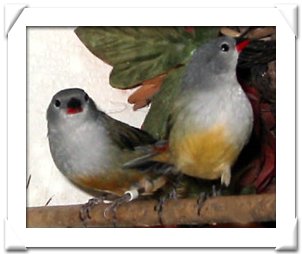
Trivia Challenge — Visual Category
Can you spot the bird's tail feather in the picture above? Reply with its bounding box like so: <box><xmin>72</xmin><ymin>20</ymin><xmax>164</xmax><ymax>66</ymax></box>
<box><xmin>123</xmin><ymin>140</ymin><xmax>173</xmax><ymax>174</ymax></box>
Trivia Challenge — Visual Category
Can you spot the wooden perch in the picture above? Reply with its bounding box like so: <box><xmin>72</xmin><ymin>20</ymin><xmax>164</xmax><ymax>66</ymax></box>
<box><xmin>26</xmin><ymin>193</ymin><xmax>275</xmax><ymax>228</ymax></box>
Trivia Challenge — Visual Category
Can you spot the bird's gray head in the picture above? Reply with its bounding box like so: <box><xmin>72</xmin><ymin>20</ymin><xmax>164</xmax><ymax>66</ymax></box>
<box><xmin>47</xmin><ymin>88</ymin><xmax>98</xmax><ymax>128</ymax></box>
<box><xmin>182</xmin><ymin>36</ymin><xmax>248</xmax><ymax>90</ymax></box>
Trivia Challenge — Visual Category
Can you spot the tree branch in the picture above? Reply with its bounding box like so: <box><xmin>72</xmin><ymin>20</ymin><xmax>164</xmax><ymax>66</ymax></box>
<box><xmin>26</xmin><ymin>193</ymin><xmax>275</xmax><ymax>228</ymax></box>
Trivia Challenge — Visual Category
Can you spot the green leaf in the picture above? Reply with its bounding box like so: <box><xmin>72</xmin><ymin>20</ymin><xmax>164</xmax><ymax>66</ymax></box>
<box><xmin>74</xmin><ymin>27</ymin><xmax>219</xmax><ymax>135</ymax></box>
<box><xmin>75</xmin><ymin>27</ymin><xmax>195</xmax><ymax>89</ymax></box>
<box><xmin>142</xmin><ymin>66</ymin><xmax>185</xmax><ymax>139</ymax></box>
<box><xmin>192</xmin><ymin>27</ymin><xmax>220</xmax><ymax>45</ymax></box>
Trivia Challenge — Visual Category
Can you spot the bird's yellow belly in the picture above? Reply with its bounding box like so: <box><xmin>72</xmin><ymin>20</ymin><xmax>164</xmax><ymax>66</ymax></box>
<box><xmin>171</xmin><ymin>125</ymin><xmax>240</xmax><ymax>180</ymax></box>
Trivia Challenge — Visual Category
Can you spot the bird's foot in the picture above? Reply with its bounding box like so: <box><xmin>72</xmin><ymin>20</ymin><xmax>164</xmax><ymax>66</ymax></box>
<box><xmin>80</xmin><ymin>196</ymin><xmax>105</xmax><ymax>225</ymax></box>
<box><xmin>197</xmin><ymin>192</ymin><xmax>208</xmax><ymax>216</ymax></box>
<box><xmin>197</xmin><ymin>184</ymin><xmax>222</xmax><ymax>216</ymax></box>
<box><xmin>104</xmin><ymin>189</ymin><xmax>139</xmax><ymax>227</ymax></box>
<box><xmin>154</xmin><ymin>188</ymin><xmax>178</xmax><ymax>225</ymax></box>
<box><xmin>80</xmin><ymin>192</ymin><xmax>119</xmax><ymax>225</ymax></box>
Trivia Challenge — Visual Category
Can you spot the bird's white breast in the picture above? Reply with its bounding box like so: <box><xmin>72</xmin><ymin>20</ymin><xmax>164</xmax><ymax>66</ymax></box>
<box><xmin>48</xmin><ymin>119</ymin><xmax>117</xmax><ymax>178</ymax></box>
<box><xmin>174</xmin><ymin>77</ymin><xmax>253</xmax><ymax>150</ymax></box>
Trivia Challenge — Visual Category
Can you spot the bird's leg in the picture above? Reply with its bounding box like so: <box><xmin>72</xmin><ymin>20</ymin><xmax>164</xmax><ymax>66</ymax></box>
<box><xmin>154</xmin><ymin>187</ymin><xmax>178</xmax><ymax>225</ymax></box>
<box><xmin>153</xmin><ymin>174</ymin><xmax>181</xmax><ymax>225</ymax></box>
<box><xmin>211</xmin><ymin>184</ymin><xmax>217</xmax><ymax>197</ymax></box>
<box><xmin>197</xmin><ymin>184</ymin><xmax>223</xmax><ymax>216</ymax></box>
<box><xmin>104</xmin><ymin>176</ymin><xmax>168</xmax><ymax>226</ymax></box>
<box><xmin>197</xmin><ymin>192</ymin><xmax>208</xmax><ymax>216</ymax></box>
<box><xmin>104</xmin><ymin>189</ymin><xmax>140</xmax><ymax>227</ymax></box>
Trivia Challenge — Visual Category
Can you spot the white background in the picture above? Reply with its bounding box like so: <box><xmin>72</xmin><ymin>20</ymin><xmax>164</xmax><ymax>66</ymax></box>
<box><xmin>27</xmin><ymin>27</ymin><xmax>148</xmax><ymax>207</ymax></box>
<box><xmin>1</xmin><ymin>0</ymin><xmax>301</xmax><ymax>253</ymax></box>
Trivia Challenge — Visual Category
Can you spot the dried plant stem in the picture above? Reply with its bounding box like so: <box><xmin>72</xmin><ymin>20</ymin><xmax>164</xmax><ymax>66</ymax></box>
<box><xmin>27</xmin><ymin>193</ymin><xmax>275</xmax><ymax>228</ymax></box>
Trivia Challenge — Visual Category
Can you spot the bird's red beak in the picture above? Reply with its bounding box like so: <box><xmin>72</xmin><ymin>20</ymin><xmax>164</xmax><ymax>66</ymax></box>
<box><xmin>236</xmin><ymin>40</ymin><xmax>250</xmax><ymax>52</ymax></box>
<box><xmin>66</xmin><ymin>107</ymin><xmax>83</xmax><ymax>114</ymax></box>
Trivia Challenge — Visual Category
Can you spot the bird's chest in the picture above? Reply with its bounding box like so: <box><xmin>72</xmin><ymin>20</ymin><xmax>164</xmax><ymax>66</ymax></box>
<box><xmin>49</xmin><ymin>121</ymin><xmax>115</xmax><ymax>175</ymax></box>
<box><xmin>170</xmin><ymin>86</ymin><xmax>253</xmax><ymax>179</ymax></box>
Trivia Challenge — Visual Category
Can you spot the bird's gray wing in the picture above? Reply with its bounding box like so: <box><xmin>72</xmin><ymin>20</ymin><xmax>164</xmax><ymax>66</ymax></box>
<box><xmin>99</xmin><ymin>111</ymin><xmax>156</xmax><ymax>151</ymax></box>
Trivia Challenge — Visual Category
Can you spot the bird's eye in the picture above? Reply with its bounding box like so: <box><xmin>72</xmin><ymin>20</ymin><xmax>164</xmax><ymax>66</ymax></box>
<box><xmin>84</xmin><ymin>93</ymin><xmax>89</xmax><ymax>102</ymax></box>
<box><xmin>220</xmin><ymin>43</ymin><xmax>230</xmax><ymax>52</ymax></box>
<box><xmin>54</xmin><ymin>99</ymin><xmax>61</xmax><ymax>107</ymax></box>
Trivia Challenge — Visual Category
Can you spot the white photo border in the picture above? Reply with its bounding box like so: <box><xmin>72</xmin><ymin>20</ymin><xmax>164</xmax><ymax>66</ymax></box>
<box><xmin>6</xmin><ymin>6</ymin><xmax>296</xmax><ymax>249</ymax></box>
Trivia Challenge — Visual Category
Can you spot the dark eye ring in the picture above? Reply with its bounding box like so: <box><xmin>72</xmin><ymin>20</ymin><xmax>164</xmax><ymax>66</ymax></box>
<box><xmin>84</xmin><ymin>94</ymin><xmax>89</xmax><ymax>101</ymax></box>
<box><xmin>220</xmin><ymin>43</ymin><xmax>230</xmax><ymax>52</ymax></box>
<box><xmin>54</xmin><ymin>99</ymin><xmax>61</xmax><ymax>107</ymax></box>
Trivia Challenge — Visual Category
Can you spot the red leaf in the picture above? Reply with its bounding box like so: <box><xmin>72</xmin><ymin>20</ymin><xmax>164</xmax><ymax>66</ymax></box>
<box><xmin>241</xmin><ymin>84</ymin><xmax>261</xmax><ymax>137</ymax></box>
<box><xmin>261</xmin><ymin>103</ymin><xmax>275</xmax><ymax>130</ymax></box>
<box><xmin>184</xmin><ymin>27</ymin><xmax>195</xmax><ymax>34</ymax></box>
<box><xmin>256</xmin><ymin>132</ymin><xmax>276</xmax><ymax>192</ymax></box>
<box><xmin>239</xmin><ymin>83</ymin><xmax>276</xmax><ymax>193</ymax></box>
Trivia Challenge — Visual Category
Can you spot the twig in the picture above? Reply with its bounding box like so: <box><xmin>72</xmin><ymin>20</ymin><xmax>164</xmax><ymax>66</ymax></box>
<box><xmin>26</xmin><ymin>174</ymin><xmax>31</xmax><ymax>190</ymax></box>
<box><xmin>26</xmin><ymin>193</ymin><xmax>275</xmax><ymax>228</ymax></box>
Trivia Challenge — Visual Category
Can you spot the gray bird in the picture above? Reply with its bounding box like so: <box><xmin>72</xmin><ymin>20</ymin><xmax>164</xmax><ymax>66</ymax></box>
<box><xmin>125</xmin><ymin>36</ymin><xmax>253</xmax><ymax>187</ymax></box>
<box><xmin>47</xmin><ymin>88</ymin><xmax>167</xmax><ymax>202</ymax></box>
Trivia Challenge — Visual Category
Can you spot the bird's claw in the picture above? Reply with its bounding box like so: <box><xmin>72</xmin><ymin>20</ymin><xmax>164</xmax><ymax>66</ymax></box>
<box><xmin>103</xmin><ymin>193</ymin><xmax>132</xmax><ymax>227</ymax></box>
<box><xmin>197</xmin><ymin>184</ymin><xmax>222</xmax><ymax>216</ymax></box>
<box><xmin>154</xmin><ymin>188</ymin><xmax>178</xmax><ymax>225</ymax></box>
<box><xmin>154</xmin><ymin>198</ymin><xmax>164</xmax><ymax>225</ymax></box>
<box><xmin>197</xmin><ymin>192</ymin><xmax>208</xmax><ymax>216</ymax></box>
<box><xmin>80</xmin><ymin>197</ymin><xmax>105</xmax><ymax>225</ymax></box>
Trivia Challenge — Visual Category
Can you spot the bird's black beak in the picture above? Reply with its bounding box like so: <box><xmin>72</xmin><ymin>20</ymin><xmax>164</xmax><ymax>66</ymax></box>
<box><xmin>66</xmin><ymin>98</ymin><xmax>83</xmax><ymax>114</ymax></box>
